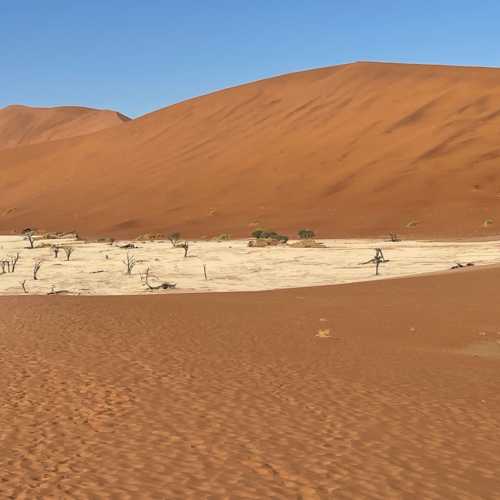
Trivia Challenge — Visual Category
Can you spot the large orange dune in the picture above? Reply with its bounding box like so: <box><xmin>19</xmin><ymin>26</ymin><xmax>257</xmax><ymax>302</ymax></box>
<box><xmin>1</xmin><ymin>62</ymin><xmax>500</xmax><ymax>238</ymax></box>
<box><xmin>0</xmin><ymin>104</ymin><xmax>129</xmax><ymax>150</ymax></box>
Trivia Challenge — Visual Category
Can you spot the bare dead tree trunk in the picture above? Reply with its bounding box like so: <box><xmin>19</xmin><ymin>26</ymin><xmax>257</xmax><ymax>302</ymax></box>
<box><xmin>10</xmin><ymin>253</ymin><xmax>20</xmax><ymax>272</ymax></box>
<box><xmin>360</xmin><ymin>248</ymin><xmax>389</xmax><ymax>276</ymax></box>
<box><xmin>53</xmin><ymin>245</ymin><xmax>60</xmax><ymax>258</ymax></box>
<box><xmin>63</xmin><ymin>247</ymin><xmax>74</xmax><ymax>261</ymax></box>
<box><xmin>123</xmin><ymin>252</ymin><xmax>136</xmax><ymax>275</ymax></box>
<box><xmin>21</xmin><ymin>280</ymin><xmax>28</xmax><ymax>293</ymax></box>
<box><xmin>33</xmin><ymin>261</ymin><xmax>41</xmax><ymax>280</ymax></box>
<box><xmin>203</xmin><ymin>264</ymin><xmax>207</xmax><ymax>281</ymax></box>
<box><xmin>24</xmin><ymin>230</ymin><xmax>35</xmax><ymax>249</ymax></box>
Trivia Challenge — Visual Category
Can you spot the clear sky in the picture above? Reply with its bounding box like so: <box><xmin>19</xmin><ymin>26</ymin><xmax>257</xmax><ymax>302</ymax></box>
<box><xmin>2</xmin><ymin>1</ymin><xmax>499</xmax><ymax>117</ymax></box>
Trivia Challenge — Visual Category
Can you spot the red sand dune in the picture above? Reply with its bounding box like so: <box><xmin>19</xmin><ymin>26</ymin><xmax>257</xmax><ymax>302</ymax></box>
<box><xmin>1</xmin><ymin>267</ymin><xmax>499</xmax><ymax>497</ymax></box>
<box><xmin>2</xmin><ymin>62</ymin><xmax>500</xmax><ymax>238</ymax></box>
<box><xmin>0</xmin><ymin>104</ymin><xmax>129</xmax><ymax>150</ymax></box>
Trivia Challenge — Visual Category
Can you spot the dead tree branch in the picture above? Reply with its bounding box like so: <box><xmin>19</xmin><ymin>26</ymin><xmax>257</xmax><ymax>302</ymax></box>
<box><xmin>63</xmin><ymin>246</ymin><xmax>74</xmax><ymax>261</ymax></box>
<box><xmin>360</xmin><ymin>248</ymin><xmax>389</xmax><ymax>276</ymax></box>
<box><xmin>33</xmin><ymin>261</ymin><xmax>42</xmax><ymax>280</ymax></box>
<box><xmin>123</xmin><ymin>253</ymin><xmax>136</xmax><ymax>275</ymax></box>
<box><xmin>24</xmin><ymin>230</ymin><xmax>36</xmax><ymax>249</ymax></box>
<box><xmin>141</xmin><ymin>267</ymin><xmax>176</xmax><ymax>290</ymax></box>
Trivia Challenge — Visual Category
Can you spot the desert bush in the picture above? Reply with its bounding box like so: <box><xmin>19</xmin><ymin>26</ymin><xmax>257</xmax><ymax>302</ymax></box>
<box><xmin>275</xmin><ymin>234</ymin><xmax>289</xmax><ymax>243</ymax></box>
<box><xmin>251</xmin><ymin>229</ymin><xmax>265</xmax><ymax>239</ymax></box>
<box><xmin>298</xmin><ymin>229</ymin><xmax>315</xmax><ymax>239</ymax></box>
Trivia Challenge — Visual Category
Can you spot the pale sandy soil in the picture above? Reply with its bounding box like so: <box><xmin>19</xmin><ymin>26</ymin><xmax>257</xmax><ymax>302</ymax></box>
<box><xmin>1</xmin><ymin>235</ymin><xmax>500</xmax><ymax>295</ymax></box>
<box><xmin>1</xmin><ymin>267</ymin><xmax>499</xmax><ymax>498</ymax></box>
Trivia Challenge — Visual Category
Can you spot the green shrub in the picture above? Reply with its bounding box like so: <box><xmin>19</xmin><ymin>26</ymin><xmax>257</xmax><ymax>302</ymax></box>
<box><xmin>251</xmin><ymin>229</ymin><xmax>288</xmax><ymax>243</ymax></box>
<box><xmin>298</xmin><ymin>229</ymin><xmax>315</xmax><ymax>239</ymax></box>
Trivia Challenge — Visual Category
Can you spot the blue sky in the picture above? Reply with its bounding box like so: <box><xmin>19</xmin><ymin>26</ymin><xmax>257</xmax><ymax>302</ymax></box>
<box><xmin>1</xmin><ymin>1</ymin><xmax>499</xmax><ymax>117</ymax></box>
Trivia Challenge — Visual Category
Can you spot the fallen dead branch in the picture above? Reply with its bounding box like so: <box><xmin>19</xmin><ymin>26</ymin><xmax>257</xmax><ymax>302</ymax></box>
<box><xmin>141</xmin><ymin>267</ymin><xmax>176</xmax><ymax>290</ymax></box>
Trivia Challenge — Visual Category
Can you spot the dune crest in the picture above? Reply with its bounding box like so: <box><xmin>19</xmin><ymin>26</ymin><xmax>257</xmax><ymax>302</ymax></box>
<box><xmin>2</xmin><ymin>62</ymin><xmax>500</xmax><ymax>238</ymax></box>
<box><xmin>0</xmin><ymin>104</ymin><xmax>130</xmax><ymax>150</ymax></box>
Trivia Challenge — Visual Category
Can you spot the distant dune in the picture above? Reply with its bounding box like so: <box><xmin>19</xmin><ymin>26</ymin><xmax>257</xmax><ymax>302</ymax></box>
<box><xmin>1</xmin><ymin>62</ymin><xmax>500</xmax><ymax>238</ymax></box>
<box><xmin>0</xmin><ymin>104</ymin><xmax>129</xmax><ymax>150</ymax></box>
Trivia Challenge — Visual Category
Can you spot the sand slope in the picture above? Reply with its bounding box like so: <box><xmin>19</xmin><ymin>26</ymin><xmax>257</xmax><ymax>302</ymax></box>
<box><xmin>2</xmin><ymin>62</ymin><xmax>500</xmax><ymax>238</ymax></box>
<box><xmin>0</xmin><ymin>104</ymin><xmax>129</xmax><ymax>150</ymax></box>
<box><xmin>1</xmin><ymin>267</ymin><xmax>499</xmax><ymax>497</ymax></box>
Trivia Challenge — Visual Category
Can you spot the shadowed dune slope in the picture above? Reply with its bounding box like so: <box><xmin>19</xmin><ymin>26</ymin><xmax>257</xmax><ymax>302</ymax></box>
<box><xmin>0</xmin><ymin>267</ymin><xmax>499</xmax><ymax>497</ymax></box>
<box><xmin>2</xmin><ymin>62</ymin><xmax>500</xmax><ymax>238</ymax></box>
<box><xmin>0</xmin><ymin>104</ymin><xmax>129</xmax><ymax>150</ymax></box>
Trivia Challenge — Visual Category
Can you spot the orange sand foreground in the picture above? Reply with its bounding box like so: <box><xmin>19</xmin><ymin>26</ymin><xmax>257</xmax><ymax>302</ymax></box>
<box><xmin>1</xmin><ymin>266</ymin><xmax>499</xmax><ymax>498</ymax></box>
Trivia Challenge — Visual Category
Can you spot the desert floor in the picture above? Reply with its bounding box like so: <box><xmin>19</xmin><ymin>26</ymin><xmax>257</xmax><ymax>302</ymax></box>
<box><xmin>1</xmin><ymin>266</ymin><xmax>500</xmax><ymax>498</ymax></box>
<box><xmin>1</xmin><ymin>235</ymin><xmax>500</xmax><ymax>295</ymax></box>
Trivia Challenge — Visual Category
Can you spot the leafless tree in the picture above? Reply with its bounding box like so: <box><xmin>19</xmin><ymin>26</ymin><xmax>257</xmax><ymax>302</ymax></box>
<box><xmin>388</xmin><ymin>233</ymin><xmax>401</xmax><ymax>242</ymax></box>
<box><xmin>24</xmin><ymin>230</ymin><xmax>35</xmax><ymax>249</ymax></box>
<box><xmin>9</xmin><ymin>253</ymin><xmax>20</xmax><ymax>273</ymax></box>
<box><xmin>123</xmin><ymin>252</ymin><xmax>136</xmax><ymax>275</ymax></box>
<box><xmin>33</xmin><ymin>261</ymin><xmax>42</xmax><ymax>280</ymax></box>
<box><xmin>203</xmin><ymin>264</ymin><xmax>208</xmax><ymax>281</ymax></box>
<box><xmin>361</xmin><ymin>248</ymin><xmax>389</xmax><ymax>276</ymax></box>
<box><xmin>168</xmin><ymin>232</ymin><xmax>181</xmax><ymax>248</ymax></box>
<box><xmin>63</xmin><ymin>246</ymin><xmax>74</xmax><ymax>261</ymax></box>
<box><xmin>180</xmin><ymin>241</ymin><xmax>189</xmax><ymax>258</ymax></box>
<box><xmin>52</xmin><ymin>245</ymin><xmax>61</xmax><ymax>258</ymax></box>
<box><xmin>20</xmin><ymin>280</ymin><xmax>28</xmax><ymax>293</ymax></box>
<box><xmin>1</xmin><ymin>253</ymin><xmax>20</xmax><ymax>274</ymax></box>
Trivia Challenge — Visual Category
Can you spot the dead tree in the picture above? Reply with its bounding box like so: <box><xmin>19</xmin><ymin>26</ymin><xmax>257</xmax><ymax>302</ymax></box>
<box><xmin>24</xmin><ymin>230</ymin><xmax>36</xmax><ymax>249</ymax></box>
<box><xmin>180</xmin><ymin>241</ymin><xmax>189</xmax><ymax>258</ymax></box>
<box><xmin>168</xmin><ymin>232</ymin><xmax>181</xmax><ymax>248</ymax></box>
<box><xmin>52</xmin><ymin>245</ymin><xmax>61</xmax><ymax>258</ymax></box>
<box><xmin>9</xmin><ymin>253</ymin><xmax>20</xmax><ymax>273</ymax></box>
<box><xmin>141</xmin><ymin>267</ymin><xmax>176</xmax><ymax>290</ymax></box>
<box><xmin>20</xmin><ymin>280</ymin><xmax>28</xmax><ymax>293</ymax></box>
<box><xmin>63</xmin><ymin>246</ymin><xmax>74</xmax><ymax>261</ymax></box>
<box><xmin>389</xmin><ymin>233</ymin><xmax>401</xmax><ymax>242</ymax></box>
<box><xmin>123</xmin><ymin>252</ymin><xmax>136</xmax><ymax>275</ymax></box>
<box><xmin>451</xmin><ymin>262</ymin><xmax>474</xmax><ymax>270</ymax></box>
<box><xmin>361</xmin><ymin>248</ymin><xmax>389</xmax><ymax>276</ymax></box>
<box><xmin>203</xmin><ymin>264</ymin><xmax>208</xmax><ymax>281</ymax></box>
<box><xmin>1</xmin><ymin>254</ymin><xmax>20</xmax><ymax>274</ymax></box>
<box><xmin>33</xmin><ymin>261</ymin><xmax>42</xmax><ymax>280</ymax></box>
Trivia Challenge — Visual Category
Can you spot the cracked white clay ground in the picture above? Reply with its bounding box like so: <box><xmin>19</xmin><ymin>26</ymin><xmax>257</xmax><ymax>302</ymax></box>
<box><xmin>1</xmin><ymin>235</ymin><xmax>499</xmax><ymax>295</ymax></box>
